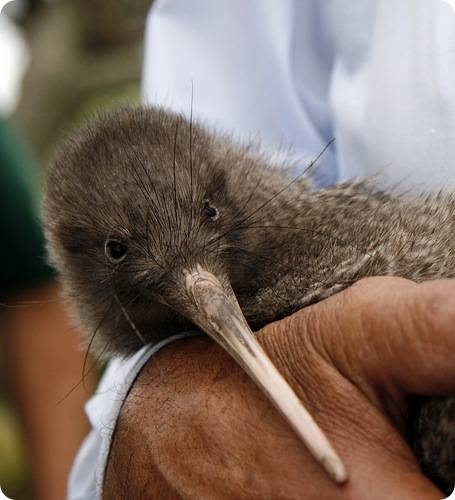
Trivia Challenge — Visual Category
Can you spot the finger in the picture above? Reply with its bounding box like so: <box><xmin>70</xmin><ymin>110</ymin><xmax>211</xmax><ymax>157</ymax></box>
<box><xmin>314</xmin><ymin>276</ymin><xmax>455</xmax><ymax>396</ymax></box>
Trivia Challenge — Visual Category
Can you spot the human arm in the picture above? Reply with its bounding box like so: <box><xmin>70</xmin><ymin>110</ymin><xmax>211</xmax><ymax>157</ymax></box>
<box><xmin>0</xmin><ymin>117</ymin><xmax>93</xmax><ymax>500</ymax></box>
<box><xmin>104</xmin><ymin>277</ymin><xmax>455</xmax><ymax>499</ymax></box>
<box><xmin>2</xmin><ymin>281</ymin><xmax>93</xmax><ymax>500</ymax></box>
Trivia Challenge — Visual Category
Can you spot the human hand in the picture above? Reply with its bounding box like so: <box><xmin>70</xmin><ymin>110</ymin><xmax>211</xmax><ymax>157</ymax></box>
<box><xmin>104</xmin><ymin>277</ymin><xmax>455</xmax><ymax>499</ymax></box>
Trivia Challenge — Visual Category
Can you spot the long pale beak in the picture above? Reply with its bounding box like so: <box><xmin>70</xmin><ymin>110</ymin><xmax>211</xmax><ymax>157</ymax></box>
<box><xmin>184</xmin><ymin>265</ymin><xmax>347</xmax><ymax>483</ymax></box>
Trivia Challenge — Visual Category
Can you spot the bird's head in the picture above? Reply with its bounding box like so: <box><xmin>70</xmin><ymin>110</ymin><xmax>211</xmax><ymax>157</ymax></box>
<box><xmin>43</xmin><ymin>106</ymin><xmax>288</xmax><ymax>356</ymax></box>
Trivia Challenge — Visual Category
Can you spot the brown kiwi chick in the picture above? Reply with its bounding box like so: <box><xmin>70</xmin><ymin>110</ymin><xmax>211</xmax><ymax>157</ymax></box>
<box><xmin>43</xmin><ymin>106</ymin><xmax>454</xmax><ymax>492</ymax></box>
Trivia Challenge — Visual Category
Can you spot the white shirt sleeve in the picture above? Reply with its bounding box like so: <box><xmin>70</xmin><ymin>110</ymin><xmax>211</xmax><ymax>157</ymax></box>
<box><xmin>67</xmin><ymin>332</ymin><xmax>199</xmax><ymax>500</ymax></box>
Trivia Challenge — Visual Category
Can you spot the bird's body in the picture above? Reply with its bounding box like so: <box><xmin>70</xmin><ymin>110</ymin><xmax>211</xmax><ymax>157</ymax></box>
<box><xmin>43</xmin><ymin>106</ymin><xmax>454</xmax><ymax>492</ymax></box>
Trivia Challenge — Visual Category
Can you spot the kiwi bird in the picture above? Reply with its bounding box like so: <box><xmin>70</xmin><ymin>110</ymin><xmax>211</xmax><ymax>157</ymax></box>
<box><xmin>43</xmin><ymin>106</ymin><xmax>454</xmax><ymax>492</ymax></box>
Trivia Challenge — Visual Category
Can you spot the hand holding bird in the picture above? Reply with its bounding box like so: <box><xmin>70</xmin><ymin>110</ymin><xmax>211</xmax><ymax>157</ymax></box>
<box><xmin>104</xmin><ymin>276</ymin><xmax>455</xmax><ymax>499</ymax></box>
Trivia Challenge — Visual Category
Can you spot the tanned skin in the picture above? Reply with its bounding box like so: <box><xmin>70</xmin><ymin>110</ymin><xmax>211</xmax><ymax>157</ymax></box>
<box><xmin>104</xmin><ymin>277</ymin><xmax>455</xmax><ymax>499</ymax></box>
<box><xmin>2</xmin><ymin>281</ymin><xmax>93</xmax><ymax>500</ymax></box>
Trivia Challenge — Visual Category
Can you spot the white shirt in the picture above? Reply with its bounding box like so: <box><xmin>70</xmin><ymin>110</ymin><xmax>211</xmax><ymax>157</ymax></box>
<box><xmin>68</xmin><ymin>1</ymin><xmax>455</xmax><ymax>498</ymax></box>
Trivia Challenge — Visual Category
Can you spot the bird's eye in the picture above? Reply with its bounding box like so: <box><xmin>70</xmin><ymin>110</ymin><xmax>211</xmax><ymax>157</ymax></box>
<box><xmin>105</xmin><ymin>240</ymin><xmax>128</xmax><ymax>263</ymax></box>
<box><xmin>203</xmin><ymin>200</ymin><xmax>220</xmax><ymax>220</ymax></box>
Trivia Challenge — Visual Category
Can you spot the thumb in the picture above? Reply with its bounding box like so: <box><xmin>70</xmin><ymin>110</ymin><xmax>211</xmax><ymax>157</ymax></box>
<box><xmin>258</xmin><ymin>276</ymin><xmax>448</xmax><ymax>499</ymax></box>
<box><xmin>321</xmin><ymin>276</ymin><xmax>455</xmax><ymax>396</ymax></box>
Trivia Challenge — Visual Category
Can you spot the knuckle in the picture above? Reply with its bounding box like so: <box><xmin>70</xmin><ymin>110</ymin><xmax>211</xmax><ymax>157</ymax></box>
<box><xmin>409</xmin><ymin>281</ymin><xmax>454</xmax><ymax>338</ymax></box>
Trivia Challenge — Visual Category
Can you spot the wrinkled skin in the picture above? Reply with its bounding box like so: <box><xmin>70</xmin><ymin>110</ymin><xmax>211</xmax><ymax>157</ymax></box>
<box><xmin>104</xmin><ymin>278</ymin><xmax>455</xmax><ymax>499</ymax></box>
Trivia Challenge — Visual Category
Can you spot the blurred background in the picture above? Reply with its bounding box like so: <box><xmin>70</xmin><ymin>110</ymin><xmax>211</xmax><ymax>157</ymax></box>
<box><xmin>0</xmin><ymin>1</ymin><xmax>151</xmax><ymax>498</ymax></box>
